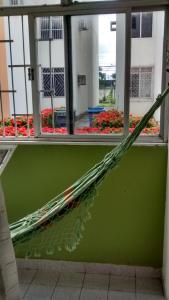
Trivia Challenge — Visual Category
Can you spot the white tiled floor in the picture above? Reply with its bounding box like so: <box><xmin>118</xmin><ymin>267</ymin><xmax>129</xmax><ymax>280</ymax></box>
<box><xmin>18</xmin><ymin>268</ymin><xmax>165</xmax><ymax>300</ymax></box>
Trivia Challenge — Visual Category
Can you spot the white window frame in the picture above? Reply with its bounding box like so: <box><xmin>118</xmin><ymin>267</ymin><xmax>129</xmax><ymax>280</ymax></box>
<box><xmin>0</xmin><ymin>0</ymin><xmax>168</xmax><ymax>145</ymax></box>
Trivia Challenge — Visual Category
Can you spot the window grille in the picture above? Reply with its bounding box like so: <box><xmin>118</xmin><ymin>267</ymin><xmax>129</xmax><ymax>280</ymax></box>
<box><xmin>42</xmin><ymin>68</ymin><xmax>65</xmax><ymax>97</ymax></box>
<box><xmin>40</xmin><ymin>17</ymin><xmax>63</xmax><ymax>40</ymax></box>
<box><xmin>130</xmin><ymin>67</ymin><xmax>153</xmax><ymax>99</ymax></box>
<box><xmin>130</xmin><ymin>68</ymin><xmax>139</xmax><ymax>98</ymax></box>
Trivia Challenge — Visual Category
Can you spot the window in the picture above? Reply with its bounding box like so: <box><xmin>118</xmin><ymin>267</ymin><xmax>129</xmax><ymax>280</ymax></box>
<box><xmin>42</xmin><ymin>68</ymin><xmax>65</xmax><ymax>97</ymax></box>
<box><xmin>10</xmin><ymin>0</ymin><xmax>24</xmax><ymax>5</ymax></box>
<box><xmin>130</xmin><ymin>67</ymin><xmax>153</xmax><ymax>99</ymax></box>
<box><xmin>130</xmin><ymin>68</ymin><xmax>139</xmax><ymax>98</ymax></box>
<box><xmin>0</xmin><ymin>5</ymin><xmax>166</xmax><ymax>142</ymax></box>
<box><xmin>110</xmin><ymin>21</ymin><xmax>116</xmax><ymax>31</ymax></box>
<box><xmin>10</xmin><ymin>0</ymin><xmax>19</xmax><ymax>4</ymax></box>
<box><xmin>141</xmin><ymin>13</ymin><xmax>153</xmax><ymax>37</ymax></box>
<box><xmin>132</xmin><ymin>13</ymin><xmax>153</xmax><ymax>38</ymax></box>
<box><xmin>40</xmin><ymin>17</ymin><xmax>63</xmax><ymax>40</ymax></box>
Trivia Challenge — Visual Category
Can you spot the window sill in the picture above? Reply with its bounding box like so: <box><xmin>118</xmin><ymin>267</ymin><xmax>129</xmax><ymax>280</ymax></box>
<box><xmin>130</xmin><ymin>98</ymin><xmax>153</xmax><ymax>102</ymax></box>
<box><xmin>0</xmin><ymin>135</ymin><xmax>166</xmax><ymax>147</ymax></box>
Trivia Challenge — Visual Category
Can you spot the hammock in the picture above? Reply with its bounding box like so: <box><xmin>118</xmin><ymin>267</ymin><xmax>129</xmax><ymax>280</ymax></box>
<box><xmin>9</xmin><ymin>87</ymin><xmax>169</xmax><ymax>253</ymax></box>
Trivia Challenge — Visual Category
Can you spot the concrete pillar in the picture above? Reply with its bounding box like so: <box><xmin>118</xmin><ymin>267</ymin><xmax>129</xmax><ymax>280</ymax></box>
<box><xmin>0</xmin><ymin>182</ymin><xmax>20</xmax><ymax>300</ymax></box>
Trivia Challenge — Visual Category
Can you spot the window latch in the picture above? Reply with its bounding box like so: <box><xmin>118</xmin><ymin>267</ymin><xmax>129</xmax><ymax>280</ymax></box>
<box><xmin>28</xmin><ymin>68</ymin><xmax>34</xmax><ymax>81</ymax></box>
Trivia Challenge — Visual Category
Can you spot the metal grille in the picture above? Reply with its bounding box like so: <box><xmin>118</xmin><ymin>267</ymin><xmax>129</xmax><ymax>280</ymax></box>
<box><xmin>130</xmin><ymin>67</ymin><xmax>152</xmax><ymax>99</ymax></box>
<box><xmin>40</xmin><ymin>17</ymin><xmax>63</xmax><ymax>40</ymax></box>
<box><xmin>42</xmin><ymin>68</ymin><xmax>64</xmax><ymax>97</ymax></box>
<box><xmin>0</xmin><ymin>15</ymin><xmax>32</xmax><ymax>138</ymax></box>
<box><xmin>140</xmin><ymin>67</ymin><xmax>152</xmax><ymax>97</ymax></box>
<box><xmin>130</xmin><ymin>68</ymin><xmax>139</xmax><ymax>97</ymax></box>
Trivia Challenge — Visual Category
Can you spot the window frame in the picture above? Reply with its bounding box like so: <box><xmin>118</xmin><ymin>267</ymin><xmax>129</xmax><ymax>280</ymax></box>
<box><xmin>0</xmin><ymin>0</ymin><xmax>168</xmax><ymax>144</ymax></box>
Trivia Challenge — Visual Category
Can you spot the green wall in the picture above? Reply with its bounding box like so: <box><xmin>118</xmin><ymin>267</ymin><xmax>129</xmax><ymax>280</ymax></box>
<box><xmin>1</xmin><ymin>145</ymin><xmax>167</xmax><ymax>267</ymax></box>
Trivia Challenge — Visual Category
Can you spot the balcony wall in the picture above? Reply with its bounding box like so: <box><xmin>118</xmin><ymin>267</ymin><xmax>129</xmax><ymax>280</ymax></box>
<box><xmin>1</xmin><ymin>144</ymin><xmax>167</xmax><ymax>267</ymax></box>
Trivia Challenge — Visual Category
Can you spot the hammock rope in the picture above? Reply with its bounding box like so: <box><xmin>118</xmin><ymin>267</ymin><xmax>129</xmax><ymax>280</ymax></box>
<box><xmin>10</xmin><ymin>87</ymin><xmax>169</xmax><ymax>252</ymax></box>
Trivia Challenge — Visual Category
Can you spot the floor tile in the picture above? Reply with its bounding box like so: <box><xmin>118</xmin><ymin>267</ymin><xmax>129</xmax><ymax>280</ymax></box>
<box><xmin>84</xmin><ymin>262</ymin><xmax>111</xmax><ymax>274</ymax></box>
<box><xmin>83</xmin><ymin>273</ymin><xmax>109</xmax><ymax>290</ymax></box>
<box><xmin>57</xmin><ymin>272</ymin><xmax>84</xmax><ymax>288</ymax></box>
<box><xmin>108</xmin><ymin>291</ymin><xmax>136</xmax><ymax>300</ymax></box>
<box><xmin>32</xmin><ymin>269</ymin><xmax>59</xmax><ymax>286</ymax></box>
<box><xmin>110</xmin><ymin>265</ymin><xmax>135</xmax><ymax>277</ymax></box>
<box><xmin>24</xmin><ymin>284</ymin><xmax>54</xmax><ymax>299</ymax></box>
<box><xmin>109</xmin><ymin>276</ymin><xmax>135</xmax><ymax>292</ymax></box>
<box><xmin>18</xmin><ymin>268</ymin><xmax>37</xmax><ymax>284</ymax></box>
<box><xmin>52</xmin><ymin>287</ymin><xmax>81</xmax><ymax>300</ymax></box>
<box><xmin>61</xmin><ymin>261</ymin><xmax>85</xmax><ymax>273</ymax></box>
<box><xmin>20</xmin><ymin>284</ymin><xmax>29</xmax><ymax>298</ymax></box>
<box><xmin>136</xmin><ymin>294</ymin><xmax>164</xmax><ymax>300</ymax></box>
<box><xmin>80</xmin><ymin>288</ymin><xmax>107</xmax><ymax>300</ymax></box>
<box><xmin>136</xmin><ymin>278</ymin><xmax>163</xmax><ymax>295</ymax></box>
<box><xmin>136</xmin><ymin>267</ymin><xmax>161</xmax><ymax>279</ymax></box>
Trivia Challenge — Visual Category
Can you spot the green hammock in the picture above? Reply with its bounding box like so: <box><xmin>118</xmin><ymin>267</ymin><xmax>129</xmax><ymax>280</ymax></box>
<box><xmin>10</xmin><ymin>87</ymin><xmax>169</xmax><ymax>252</ymax></box>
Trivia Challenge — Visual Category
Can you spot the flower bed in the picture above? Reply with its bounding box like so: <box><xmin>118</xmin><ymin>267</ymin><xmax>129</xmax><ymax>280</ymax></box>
<box><xmin>93</xmin><ymin>109</ymin><xmax>159</xmax><ymax>135</ymax></box>
<box><xmin>0</xmin><ymin>108</ymin><xmax>160</xmax><ymax>137</ymax></box>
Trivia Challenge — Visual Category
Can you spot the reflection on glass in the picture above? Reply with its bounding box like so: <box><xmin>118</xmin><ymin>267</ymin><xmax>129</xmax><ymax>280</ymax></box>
<box><xmin>72</xmin><ymin>14</ymin><xmax>125</xmax><ymax>135</ymax></box>
<box><xmin>130</xmin><ymin>11</ymin><xmax>164</xmax><ymax>136</ymax></box>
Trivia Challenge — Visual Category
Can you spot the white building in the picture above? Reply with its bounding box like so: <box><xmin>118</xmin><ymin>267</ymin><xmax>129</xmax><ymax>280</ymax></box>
<box><xmin>116</xmin><ymin>11</ymin><xmax>164</xmax><ymax>121</ymax></box>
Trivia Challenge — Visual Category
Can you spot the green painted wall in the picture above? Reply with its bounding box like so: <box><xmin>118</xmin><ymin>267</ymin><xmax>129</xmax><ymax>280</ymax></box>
<box><xmin>1</xmin><ymin>145</ymin><xmax>167</xmax><ymax>267</ymax></box>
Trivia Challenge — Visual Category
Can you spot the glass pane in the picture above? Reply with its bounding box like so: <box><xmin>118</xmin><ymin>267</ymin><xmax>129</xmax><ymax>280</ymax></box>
<box><xmin>0</xmin><ymin>16</ymin><xmax>33</xmax><ymax>138</ymax></box>
<box><xmin>132</xmin><ymin>14</ymin><xmax>140</xmax><ymax>38</ymax></box>
<box><xmin>72</xmin><ymin>13</ymin><xmax>125</xmax><ymax>135</ymax></box>
<box><xmin>36</xmin><ymin>16</ymin><xmax>67</xmax><ymax>135</ymax></box>
<box><xmin>0</xmin><ymin>0</ymin><xmax>61</xmax><ymax>6</ymax></box>
<box><xmin>141</xmin><ymin>12</ymin><xmax>153</xmax><ymax>38</ymax></box>
<box><xmin>130</xmin><ymin>11</ymin><xmax>165</xmax><ymax>136</ymax></box>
